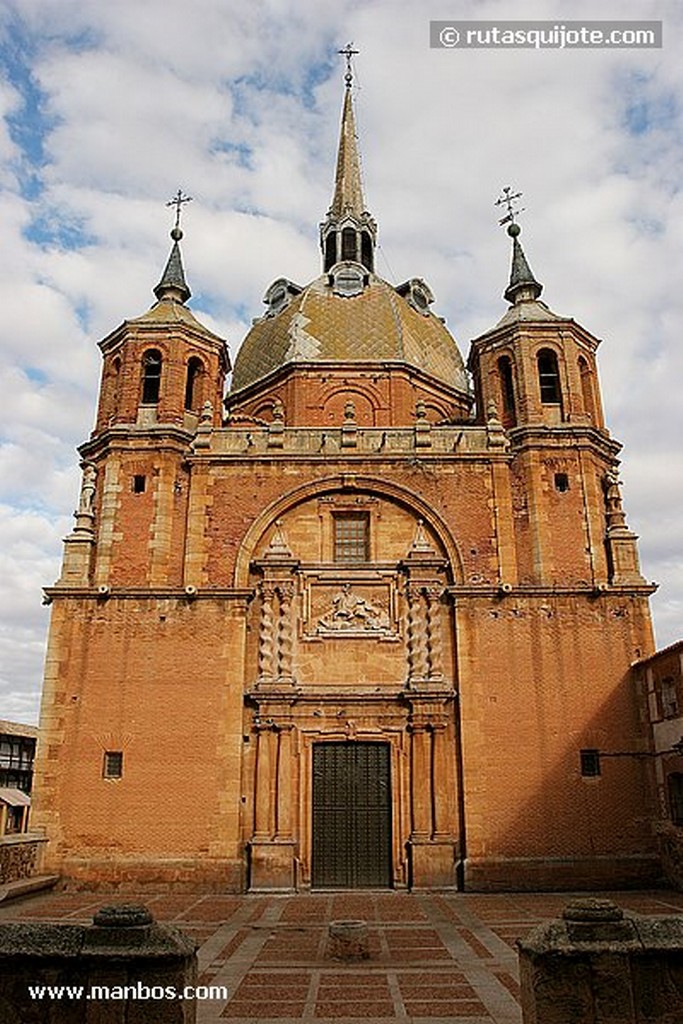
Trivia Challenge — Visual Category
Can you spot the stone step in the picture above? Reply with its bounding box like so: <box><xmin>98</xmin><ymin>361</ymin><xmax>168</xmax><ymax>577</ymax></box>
<box><xmin>0</xmin><ymin>874</ymin><xmax>60</xmax><ymax>903</ymax></box>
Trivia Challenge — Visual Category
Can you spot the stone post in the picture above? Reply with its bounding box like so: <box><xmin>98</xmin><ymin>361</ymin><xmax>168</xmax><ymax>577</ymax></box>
<box><xmin>518</xmin><ymin>897</ymin><xmax>683</xmax><ymax>1024</ymax></box>
<box><xmin>0</xmin><ymin>904</ymin><xmax>197</xmax><ymax>1023</ymax></box>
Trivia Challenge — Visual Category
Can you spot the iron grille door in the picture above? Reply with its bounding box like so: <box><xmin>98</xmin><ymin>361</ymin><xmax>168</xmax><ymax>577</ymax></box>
<box><xmin>312</xmin><ymin>742</ymin><xmax>392</xmax><ymax>888</ymax></box>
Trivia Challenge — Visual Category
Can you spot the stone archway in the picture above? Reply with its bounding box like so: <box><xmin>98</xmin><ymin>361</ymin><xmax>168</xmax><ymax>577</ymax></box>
<box><xmin>244</xmin><ymin>486</ymin><xmax>462</xmax><ymax>892</ymax></box>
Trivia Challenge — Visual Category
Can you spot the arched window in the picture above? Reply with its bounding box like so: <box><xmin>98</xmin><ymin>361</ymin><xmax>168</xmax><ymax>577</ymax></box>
<box><xmin>341</xmin><ymin>227</ymin><xmax>356</xmax><ymax>262</ymax></box>
<box><xmin>360</xmin><ymin>231</ymin><xmax>373</xmax><ymax>272</ymax></box>
<box><xmin>578</xmin><ymin>356</ymin><xmax>595</xmax><ymax>421</ymax></box>
<box><xmin>184</xmin><ymin>356</ymin><xmax>203</xmax><ymax>411</ymax></box>
<box><xmin>537</xmin><ymin>349</ymin><xmax>562</xmax><ymax>405</ymax></box>
<box><xmin>498</xmin><ymin>356</ymin><xmax>516</xmax><ymax>425</ymax></box>
<box><xmin>324</xmin><ymin>233</ymin><xmax>336</xmax><ymax>272</ymax></box>
<box><xmin>141</xmin><ymin>350</ymin><xmax>162</xmax><ymax>405</ymax></box>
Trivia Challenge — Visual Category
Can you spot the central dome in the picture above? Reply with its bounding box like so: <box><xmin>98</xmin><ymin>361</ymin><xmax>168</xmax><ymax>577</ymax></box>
<box><xmin>231</xmin><ymin>270</ymin><xmax>469</xmax><ymax>395</ymax></box>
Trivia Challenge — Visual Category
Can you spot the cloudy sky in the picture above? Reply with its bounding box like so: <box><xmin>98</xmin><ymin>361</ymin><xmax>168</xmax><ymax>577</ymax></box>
<box><xmin>0</xmin><ymin>0</ymin><xmax>680</xmax><ymax>724</ymax></box>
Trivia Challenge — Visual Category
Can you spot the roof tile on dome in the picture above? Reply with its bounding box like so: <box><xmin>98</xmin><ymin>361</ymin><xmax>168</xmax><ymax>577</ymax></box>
<box><xmin>231</xmin><ymin>274</ymin><xmax>469</xmax><ymax>394</ymax></box>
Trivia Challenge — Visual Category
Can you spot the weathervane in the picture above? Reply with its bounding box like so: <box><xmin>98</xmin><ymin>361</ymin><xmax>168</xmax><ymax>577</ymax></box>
<box><xmin>339</xmin><ymin>43</ymin><xmax>359</xmax><ymax>87</ymax></box>
<box><xmin>166</xmin><ymin>188</ymin><xmax>193</xmax><ymax>239</ymax></box>
<box><xmin>495</xmin><ymin>186</ymin><xmax>525</xmax><ymax>231</ymax></box>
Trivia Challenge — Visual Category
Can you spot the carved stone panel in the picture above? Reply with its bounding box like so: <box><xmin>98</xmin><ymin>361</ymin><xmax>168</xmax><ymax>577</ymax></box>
<box><xmin>300</xmin><ymin>571</ymin><xmax>400</xmax><ymax>641</ymax></box>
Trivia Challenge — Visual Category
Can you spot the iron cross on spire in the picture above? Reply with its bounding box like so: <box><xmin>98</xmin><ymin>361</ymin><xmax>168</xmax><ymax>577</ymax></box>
<box><xmin>339</xmin><ymin>43</ymin><xmax>359</xmax><ymax>87</ymax></box>
<box><xmin>166</xmin><ymin>189</ymin><xmax>193</xmax><ymax>238</ymax></box>
<box><xmin>495</xmin><ymin>186</ymin><xmax>525</xmax><ymax>228</ymax></box>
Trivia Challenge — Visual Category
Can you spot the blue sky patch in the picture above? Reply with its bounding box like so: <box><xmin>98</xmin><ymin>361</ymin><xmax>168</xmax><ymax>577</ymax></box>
<box><xmin>1</xmin><ymin>19</ymin><xmax>55</xmax><ymax>198</ymax></box>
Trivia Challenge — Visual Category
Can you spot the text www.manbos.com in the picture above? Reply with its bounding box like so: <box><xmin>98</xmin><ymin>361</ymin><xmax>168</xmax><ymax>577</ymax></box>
<box><xmin>28</xmin><ymin>982</ymin><xmax>228</xmax><ymax>1002</ymax></box>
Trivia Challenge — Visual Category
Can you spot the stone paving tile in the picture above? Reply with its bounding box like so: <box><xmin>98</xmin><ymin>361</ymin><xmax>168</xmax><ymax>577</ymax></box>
<box><xmin>178</xmin><ymin>895</ymin><xmax>246</xmax><ymax>922</ymax></box>
<box><xmin>3</xmin><ymin>888</ymin><xmax>682</xmax><ymax>1023</ymax></box>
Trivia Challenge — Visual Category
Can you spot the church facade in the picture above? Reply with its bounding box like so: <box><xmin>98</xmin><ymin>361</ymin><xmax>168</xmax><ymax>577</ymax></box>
<box><xmin>32</xmin><ymin>72</ymin><xmax>659</xmax><ymax>892</ymax></box>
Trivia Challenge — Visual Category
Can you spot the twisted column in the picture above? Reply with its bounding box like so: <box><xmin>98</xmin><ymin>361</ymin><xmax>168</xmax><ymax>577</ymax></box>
<box><xmin>424</xmin><ymin>586</ymin><xmax>444</xmax><ymax>680</ymax></box>
<box><xmin>276</xmin><ymin>581</ymin><xmax>294</xmax><ymax>682</ymax></box>
<box><xmin>406</xmin><ymin>586</ymin><xmax>429</xmax><ymax>683</ymax></box>
<box><xmin>258</xmin><ymin>583</ymin><xmax>276</xmax><ymax>684</ymax></box>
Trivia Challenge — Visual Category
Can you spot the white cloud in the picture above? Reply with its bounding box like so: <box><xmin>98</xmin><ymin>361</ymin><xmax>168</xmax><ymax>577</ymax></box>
<box><xmin>0</xmin><ymin>0</ymin><xmax>681</xmax><ymax>722</ymax></box>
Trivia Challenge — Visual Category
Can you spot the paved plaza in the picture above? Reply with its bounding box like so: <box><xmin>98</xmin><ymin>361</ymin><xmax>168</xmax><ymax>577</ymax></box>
<box><xmin>2</xmin><ymin>887</ymin><xmax>683</xmax><ymax>1022</ymax></box>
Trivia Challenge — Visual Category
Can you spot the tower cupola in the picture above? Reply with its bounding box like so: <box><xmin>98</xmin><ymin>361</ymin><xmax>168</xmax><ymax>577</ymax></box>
<box><xmin>320</xmin><ymin>45</ymin><xmax>377</xmax><ymax>273</ymax></box>
<box><xmin>93</xmin><ymin>192</ymin><xmax>229</xmax><ymax>434</ymax></box>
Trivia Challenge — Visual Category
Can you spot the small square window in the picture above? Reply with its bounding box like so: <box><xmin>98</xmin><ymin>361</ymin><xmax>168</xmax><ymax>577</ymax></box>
<box><xmin>132</xmin><ymin>475</ymin><xmax>146</xmax><ymax>493</ymax></box>
<box><xmin>554</xmin><ymin>473</ymin><xmax>569</xmax><ymax>493</ymax></box>
<box><xmin>333</xmin><ymin>513</ymin><xmax>369</xmax><ymax>563</ymax></box>
<box><xmin>103</xmin><ymin>751</ymin><xmax>123</xmax><ymax>779</ymax></box>
<box><xmin>580</xmin><ymin>749</ymin><xmax>601</xmax><ymax>777</ymax></box>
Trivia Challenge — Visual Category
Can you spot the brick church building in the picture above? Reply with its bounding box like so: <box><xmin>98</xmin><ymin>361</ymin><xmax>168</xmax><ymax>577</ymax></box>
<box><xmin>32</xmin><ymin>68</ymin><xmax>659</xmax><ymax>892</ymax></box>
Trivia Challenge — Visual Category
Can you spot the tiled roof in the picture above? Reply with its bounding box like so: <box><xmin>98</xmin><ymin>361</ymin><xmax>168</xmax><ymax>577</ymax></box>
<box><xmin>129</xmin><ymin>298</ymin><xmax>208</xmax><ymax>329</ymax></box>
<box><xmin>231</xmin><ymin>274</ymin><xmax>468</xmax><ymax>393</ymax></box>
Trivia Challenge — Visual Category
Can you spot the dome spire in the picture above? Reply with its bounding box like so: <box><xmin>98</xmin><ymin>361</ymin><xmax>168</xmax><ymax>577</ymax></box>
<box><xmin>330</xmin><ymin>44</ymin><xmax>364</xmax><ymax>219</ymax></box>
<box><xmin>495</xmin><ymin>186</ymin><xmax>543</xmax><ymax>305</ymax></box>
<box><xmin>154</xmin><ymin>189</ymin><xmax>192</xmax><ymax>304</ymax></box>
<box><xmin>320</xmin><ymin>46</ymin><xmax>377</xmax><ymax>273</ymax></box>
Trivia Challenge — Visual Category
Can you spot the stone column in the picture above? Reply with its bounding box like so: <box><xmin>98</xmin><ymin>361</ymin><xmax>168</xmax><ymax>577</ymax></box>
<box><xmin>257</xmin><ymin>583</ymin><xmax>276</xmax><ymax>685</ymax></box>
<box><xmin>250</xmin><ymin>715</ymin><xmax>297</xmax><ymax>891</ymax></box>
<box><xmin>253</xmin><ymin>725</ymin><xmax>276</xmax><ymax>839</ymax></box>
<box><xmin>424</xmin><ymin>586</ymin><xmax>444</xmax><ymax>681</ymax></box>
<box><xmin>410</xmin><ymin>725</ymin><xmax>433</xmax><ymax>838</ymax></box>
<box><xmin>276</xmin><ymin>582</ymin><xmax>295</xmax><ymax>684</ymax></box>
<box><xmin>275</xmin><ymin>724</ymin><xmax>294</xmax><ymax>840</ymax></box>
<box><xmin>431</xmin><ymin>721</ymin><xmax>457</xmax><ymax>840</ymax></box>
<box><xmin>406</xmin><ymin>586</ymin><xmax>428</xmax><ymax>685</ymax></box>
<box><xmin>408</xmin><ymin>705</ymin><xmax>458</xmax><ymax>889</ymax></box>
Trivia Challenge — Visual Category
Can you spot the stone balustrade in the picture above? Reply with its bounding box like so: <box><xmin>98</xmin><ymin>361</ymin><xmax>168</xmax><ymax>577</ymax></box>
<box><xmin>0</xmin><ymin>834</ymin><xmax>47</xmax><ymax>885</ymax></box>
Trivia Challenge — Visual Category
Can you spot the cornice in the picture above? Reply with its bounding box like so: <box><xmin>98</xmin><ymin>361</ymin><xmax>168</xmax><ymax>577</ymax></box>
<box><xmin>79</xmin><ymin>424</ymin><xmax>195</xmax><ymax>460</ymax></box>
<box><xmin>446</xmin><ymin>582</ymin><xmax>657</xmax><ymax>599</ymax></box>
<box><xmin>43</xmin><ymin>586</ymin><xmax>254</xmax><ymax>604</ymax></box>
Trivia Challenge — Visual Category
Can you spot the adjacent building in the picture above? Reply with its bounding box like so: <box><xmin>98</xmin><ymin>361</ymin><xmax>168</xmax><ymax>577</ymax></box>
<box><xmin>0</xmin><ymin>721</ymin><xmax>38</xmax><ymax>835</ymax></box>
<box><xmin>32</xmin><ymin>70</ymin><xmax>659</xmax><ymax>891</ymax></box>
<box><xmin>634</xmin><ymin>642</ymin><xmax>683</xmax><ymax>827</ymax></box>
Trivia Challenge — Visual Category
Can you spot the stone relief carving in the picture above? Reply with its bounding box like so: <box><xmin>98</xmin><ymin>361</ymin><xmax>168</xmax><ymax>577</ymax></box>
<box><xmin>317</xmin><ymin>583</ymin><xmax>390</xmax><ymax>633</ymax></box>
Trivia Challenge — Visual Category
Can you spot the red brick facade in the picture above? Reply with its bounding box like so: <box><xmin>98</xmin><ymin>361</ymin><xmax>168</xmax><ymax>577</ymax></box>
<box><xmin>31</xmin><ymin>83</ymin><xmax>659</xmax><ymax>892</ymax></box>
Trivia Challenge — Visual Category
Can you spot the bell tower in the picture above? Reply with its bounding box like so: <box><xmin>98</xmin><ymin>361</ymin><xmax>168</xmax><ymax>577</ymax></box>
<box><xmin>95</xmin><ymin>192</ymin><xmax>228</xmax><ymax>435</ymax></box>
<box><xmin>468</xmin><ymin>188</ymin><xmax>644</xmax><ymax>588</ymax></box>
<box><xmin>59</xmin><ymin>196</ymin><xmax>230</xmax><ymax>591</ymax></box>
<box><xmin>469</xmin><ymin>190</ymin><xmax>604</xmax><ymax>432</ymax></box>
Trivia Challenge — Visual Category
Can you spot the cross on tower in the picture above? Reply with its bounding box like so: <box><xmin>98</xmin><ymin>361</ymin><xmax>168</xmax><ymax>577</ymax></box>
<box><xmin>339</xmin><ymin>43</ymin><xmax>359</xmax><ymax>87</ymax></box>
<box><xmin>495</xmin><ymin>186</ymin><xmax>525</xmax><ymax>227</ymax></box>
<box><xmin>166</xmin><ymin>189</ymin><xmax>193</xmax><ymax>234</ymax></box>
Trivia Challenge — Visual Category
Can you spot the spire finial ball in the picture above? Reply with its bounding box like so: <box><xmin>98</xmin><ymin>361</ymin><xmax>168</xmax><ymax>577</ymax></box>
<box><xmin>507</xmin><ymin>222</ymin><xmax>521</xmax><ymax>238</ymax></box>
<box><xmin>171</xmin><ymin>227</ymin><xmax>183</xmax><ymax>242</ymax></box>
